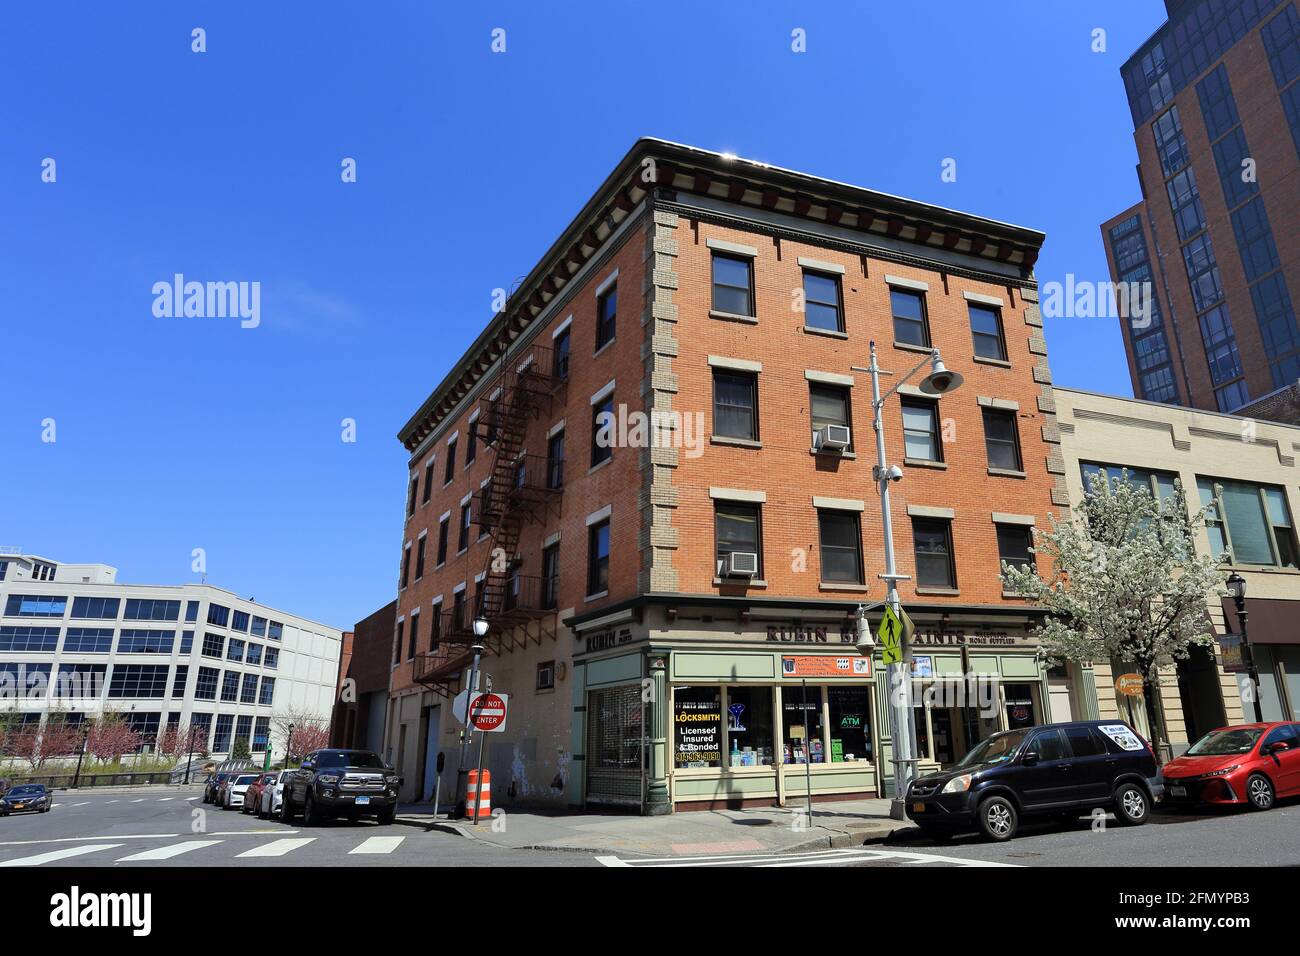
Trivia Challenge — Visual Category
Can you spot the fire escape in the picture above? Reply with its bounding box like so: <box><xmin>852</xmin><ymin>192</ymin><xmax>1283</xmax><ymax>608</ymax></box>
<box><xmin>412</xmin><ymin>339</ymin><xmax>565</xmax><ymax>697</ymax></box>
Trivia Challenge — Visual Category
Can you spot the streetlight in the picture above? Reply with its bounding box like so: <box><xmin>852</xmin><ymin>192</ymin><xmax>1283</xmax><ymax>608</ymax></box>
<box><xmin>456</xmin><ymin>617</ymin><xmax>490</xmax><ymax>818</ymax></box>
<box><xmin>853</xmin><ymin>342</ymin><xmax>964</xmax><ymax>820</ymax></box>
<box><xmin>284</xmin><ymin>722</ymin><xmax>296</xmax><ymax>770</ymax></box>
<box><xmin>1226</xmin><ymin>572</ymin><xmax>1264</xmax><ymax>723</ymax></box>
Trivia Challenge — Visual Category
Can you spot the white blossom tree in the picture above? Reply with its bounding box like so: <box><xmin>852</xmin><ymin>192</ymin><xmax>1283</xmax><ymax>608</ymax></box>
<box><xmin>1001</xmin><ymin>469</ymin><xmax>1226</xmax><ymax>761</ymax></box>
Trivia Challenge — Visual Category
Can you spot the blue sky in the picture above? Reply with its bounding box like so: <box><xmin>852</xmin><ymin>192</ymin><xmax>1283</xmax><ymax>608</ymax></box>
<box><xmin>0</xmin><ymin>1</ymin><xmax>1166</xmax><ymax>630</ymax></box>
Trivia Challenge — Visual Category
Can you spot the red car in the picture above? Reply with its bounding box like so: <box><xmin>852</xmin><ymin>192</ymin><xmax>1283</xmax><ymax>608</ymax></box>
<box><xmin>1161</xmin><ymin>721</ymin><xmax>1300</xmax><ymax>811</ymax></box>
<box><xmin>241</xmin><ymin>773</ymin><xmax>277</xmax><ymax>816</ymax></box>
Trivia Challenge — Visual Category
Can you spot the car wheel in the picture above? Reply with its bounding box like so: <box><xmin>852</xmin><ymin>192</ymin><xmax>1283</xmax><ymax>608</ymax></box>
<box><xmin>977</xmin><ymin>796</ymin><xmax>1018</xmax><ymax>842</ymax></box>
<box><xmin>302</xmin><ymin>793</ymin><xmax>318</xmax><ymax>826</ymax></box>
<box><xmin>1114</xmin><ymin>783</ymin><xmax>1149</xmax><ymax>825</ymax></box>
<box><xmin>1246</xmin><ymin>773</ymin><xmax>1275</xmax><ymax>811</ymax></box>
<box><xmin>279</xmin><ymin>796</ymin><xmax>294</xmax><ymax>824</ymax></box>
<box><xmin>377</xmin><ymin>804</ymin><xmax>397</xmax><ymax>827</ymax></box>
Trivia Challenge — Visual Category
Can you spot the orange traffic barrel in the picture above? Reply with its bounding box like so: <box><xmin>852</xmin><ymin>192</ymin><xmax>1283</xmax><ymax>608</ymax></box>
<box><xmin>467</xmin><ymin>769</ymin><xmax>491</xmax><ymax>822</ymax></box>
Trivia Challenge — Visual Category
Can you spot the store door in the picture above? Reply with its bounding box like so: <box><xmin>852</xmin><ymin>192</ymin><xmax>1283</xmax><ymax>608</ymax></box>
<box><xmin>585</xmin><ymin>684</ymin><xmax>644</xmax><ymax>808</ymax></box>
<box><xmin>421</xmin><ymin>706</ymin><xmax>441</xmax><ymax>802</ymax></box>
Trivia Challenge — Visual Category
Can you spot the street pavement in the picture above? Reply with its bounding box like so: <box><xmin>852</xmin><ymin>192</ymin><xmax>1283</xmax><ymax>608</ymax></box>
<box><xmin>4</xmin><ymin>786</ymin><xmax>1298</xmax><ymax>867</ymax></box>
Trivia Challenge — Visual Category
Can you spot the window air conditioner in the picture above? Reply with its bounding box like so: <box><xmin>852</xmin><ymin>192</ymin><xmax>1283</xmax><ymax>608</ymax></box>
<box><xmin>724</xmin><ymin>551</ymin><xmax>759</xmax><ymax>577</ymax></box>
<box><xmin>815</xmin><ymin>424</ymin><xmax>851</xmax><ymax>451</ymax></box>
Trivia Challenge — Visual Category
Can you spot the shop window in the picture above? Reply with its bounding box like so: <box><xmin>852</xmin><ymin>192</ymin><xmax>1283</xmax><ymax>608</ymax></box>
<box><xmin>782</xmin><ymin>686</ymin><xmax>826</xmax><ymax>764</ymax></box>
<box><xmin>828</xmin><ymin>686</ymin><xmax>872</xmax><ymax>763</ymax></box>
<box><xmin>1005</xmin><ymin>684</ymin><xmax>1038</xmax><ymax>730</ymax></box>
<box><xmin>725</xmin><ymin>686</ymin><xmax>774</xmax><ymax>766</ymax></box>
<box><xmin>674</xmin><ymin>686</ymin><xmax>722</xmax><ymax>769</ymax></box>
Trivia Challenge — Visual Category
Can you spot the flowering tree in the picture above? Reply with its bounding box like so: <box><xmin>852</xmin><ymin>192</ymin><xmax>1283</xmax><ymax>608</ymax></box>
<box><xmin>86</xmin><ymin>713</ymin><xmax>142</xmax><ymax>764</ymax></box>
<box><xmin>157</xmin><ymin>723</ymin><xmax>209</xmax><ymax>761</ymax></box>
<box><xmin>1002</xmin><ymin>470</ymin><xmax>1226</xmax><ymax>762</ymax></box>
<box><xmin>270</xmin><ymin>711</ymin><xmax>331</xmax><ymax>764</ymax></box>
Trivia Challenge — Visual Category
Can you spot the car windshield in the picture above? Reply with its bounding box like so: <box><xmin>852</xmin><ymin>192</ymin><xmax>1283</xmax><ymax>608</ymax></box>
<box><xmin>315</xmin><ymin>751</ymin><xmax>385</xmax><ymax>769</ymax></box>
<box><xmin>235</xmin><ymin>775</ymin><xmax>258</xmax><ymax>785</ymax></box>
<box><xmin>1186</xmin><ymin>728</ymin><xmax>1265</xmax><ymax>756</ymax></box>
<box><xmin>954</xmin><ymin>729</ymin><xmax>1030</xmax><ymax>769</ymax></box>
<box><xmin>8</xmin><ymin>786</ymin><xmax>44</xmax><ymax>796</ymax></box>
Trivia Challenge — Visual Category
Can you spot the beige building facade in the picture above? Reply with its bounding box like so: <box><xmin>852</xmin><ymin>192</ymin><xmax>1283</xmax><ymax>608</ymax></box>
<box><xmin>1056</xmin><ymin>387</ymin><xmax>1300</xmax><ymax>753</ymax></box>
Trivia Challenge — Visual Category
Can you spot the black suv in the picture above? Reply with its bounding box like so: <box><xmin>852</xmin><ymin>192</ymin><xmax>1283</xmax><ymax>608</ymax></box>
<box><xmin>905</xmin><ymin>720</ymin><xmax>1158</xmax><ymax>841</ymax></box>
<box><xmin>280</xmin><ymin>749</ymin><xmax>402</xmax><ymax>826</ymax></box>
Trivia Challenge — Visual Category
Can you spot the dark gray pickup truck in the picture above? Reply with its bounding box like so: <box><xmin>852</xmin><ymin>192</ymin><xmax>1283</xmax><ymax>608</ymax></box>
<box><xmin>279</xmin><ymin>749</ymin><xmax>402</xmax><ymax>826</ymax></box>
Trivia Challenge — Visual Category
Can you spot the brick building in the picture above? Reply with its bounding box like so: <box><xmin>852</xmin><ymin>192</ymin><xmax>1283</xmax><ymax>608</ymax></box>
<box><xmin>330</xmin><ymin>600</ymin><xmax>394</xmax><ymax>754</ymax></box>
<box><xmin>1101</xmin><ymin>0</ymin><xmax>1300</xmax><ymax>420</ymax></box>
<box><xmin>386</xmin><ymin>139</ymin><xmax>1058</xmax><ymax>812</ymax></box>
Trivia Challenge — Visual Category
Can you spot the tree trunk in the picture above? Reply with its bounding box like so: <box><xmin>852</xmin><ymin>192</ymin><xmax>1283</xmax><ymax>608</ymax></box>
<box><xmin>1139</xmin><ymin>659</ymin><xmax>1168</xmax><ymax>765</ymax></box>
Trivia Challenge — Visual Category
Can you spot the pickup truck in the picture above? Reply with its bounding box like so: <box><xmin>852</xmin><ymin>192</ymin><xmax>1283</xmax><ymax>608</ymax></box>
<box><xmin>279</xmin><ymin>749</ymin><xmax>402</xmax><ymax>826</ymax></box>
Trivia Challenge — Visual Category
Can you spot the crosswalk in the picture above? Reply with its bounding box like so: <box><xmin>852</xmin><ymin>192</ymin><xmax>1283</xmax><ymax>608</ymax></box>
<box><xmin>0</xmin><ymin>834</ymin><xmax>409</xmax><ymax>867</ymax></box>
<box><xmin>595</xmin><ymin>847</ymin><xmax>1018</xmax><ymax>868</ymax></box>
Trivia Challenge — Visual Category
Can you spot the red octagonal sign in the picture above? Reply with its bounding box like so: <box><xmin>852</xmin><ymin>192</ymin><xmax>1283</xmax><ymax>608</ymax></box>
<box><xmin>469</xmin><ymin>692</ymin><xmax>509</xmax><ymax>733</ymax></box>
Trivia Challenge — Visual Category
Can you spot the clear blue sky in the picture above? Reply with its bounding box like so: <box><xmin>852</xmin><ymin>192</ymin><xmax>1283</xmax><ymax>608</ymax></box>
<box><xmin>0</xmin><ymin>1</ymin><xmax>1166</xmax><ymax>630</ymax></box>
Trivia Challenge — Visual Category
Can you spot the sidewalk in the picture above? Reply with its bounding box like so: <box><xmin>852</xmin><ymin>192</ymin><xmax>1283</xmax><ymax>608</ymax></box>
<box><xmin>395</xmin><ymin>798</ymin><xmax>911</xmax><ymax>857</ymax></box>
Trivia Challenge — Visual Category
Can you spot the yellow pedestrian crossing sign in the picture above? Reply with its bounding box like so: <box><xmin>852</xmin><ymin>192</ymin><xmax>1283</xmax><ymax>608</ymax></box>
<box><xmin>878</xmin><ymin>606</ymin><xmax>903</xmax><ymax>665</ymax></box>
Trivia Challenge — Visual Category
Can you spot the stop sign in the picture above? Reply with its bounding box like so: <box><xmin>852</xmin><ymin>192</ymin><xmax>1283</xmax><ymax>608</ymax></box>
<box><xmin>468</xmin><ymin>692</ymin><xmax>508</xmax><ymax>733</ymax></box>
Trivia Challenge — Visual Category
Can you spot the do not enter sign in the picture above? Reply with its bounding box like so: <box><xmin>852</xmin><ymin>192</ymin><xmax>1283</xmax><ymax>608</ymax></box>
<box><xmin>468</xmin><ymin>692</ymin><xmax>509</xmax><ymax>733</ymax></box>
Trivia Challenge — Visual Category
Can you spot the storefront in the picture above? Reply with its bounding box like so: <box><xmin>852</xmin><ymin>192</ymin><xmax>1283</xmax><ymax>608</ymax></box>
<box><xmin>570</xmin><ymin>605</ymin><xmax>1053</xmax><ymax>811</ymax></box>
<box><xmin>1220</xmin><ymin>597</ymin><xmax>1300</xmax><ymax>723</ymax></box>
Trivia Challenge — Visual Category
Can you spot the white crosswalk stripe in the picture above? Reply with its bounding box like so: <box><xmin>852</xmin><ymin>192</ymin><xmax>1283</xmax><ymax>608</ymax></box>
<box><xmin>348</xmin><ymin>836</ymin><xmax>405</xmax><ymax>855</ymax></box>
<box><xmin>72</xmin><ymin>802</ymin><xmax>90</xmax><ymax>807</ymax></box>
<box><xmin>117</xmin><ymin>840</ymin><xmax>223</xmax><ymax>862</ymax></box>
<box><xmin>157</xmin><ymin>797</ymin><xmax>174</xmax><ymax>802</ymax></box>
<box><xmin>235</xmin><ymin>838</ymin><xmax>316</xmax><ymax>858</ymax></box>
<box><xmin>597</xmin><ymin>847</ymin><xmax>1018</xmax><ymax>868</ymax></box>
<box><xmin>0</xmin><ymin>844</ymin><xmax>124</xmax><ymax>867</ymax></box>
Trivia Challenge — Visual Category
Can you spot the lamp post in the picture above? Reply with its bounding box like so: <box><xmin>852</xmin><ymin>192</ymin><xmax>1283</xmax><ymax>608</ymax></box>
<box><xmin>1226</xmin><ymin>572</ymin><xmax>1263</xmax><ymax>723</ymax></box>
<box><xmin>853</xmin><ymin>342</ymin><xmax>964</xmax><ymax>819</ymax></box>
<box><xmin>72</xmin><ymin>725</ymin><xmax>89</xmax><ymax>790</ymax></box>
<box><xmin>183</xmin><ymin>723</ymin><xmax>197</xmax><ymax>785</ymax></box>
<box><xmin>456</xmin><ymin>617</ymin><xmax>490</xmax><ymax>818</ymax></box>
<box><xmin>284</xmin><ymin>722</ymin><xmax>295</xmax><ymax>770</ymax></box>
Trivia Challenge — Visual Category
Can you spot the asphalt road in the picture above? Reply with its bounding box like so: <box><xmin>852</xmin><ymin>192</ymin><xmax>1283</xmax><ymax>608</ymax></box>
<box><xmin>0</xmin><ymin>787</ymin><xmax>591</xmax><ymax>867</ymax></box>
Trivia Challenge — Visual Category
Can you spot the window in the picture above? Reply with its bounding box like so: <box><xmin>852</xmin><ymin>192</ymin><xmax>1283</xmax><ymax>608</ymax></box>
<box><xmin>802</xmin><ymin>270</ymin><xmax>843</xmax><ymax>332</ymax></box>
<box><xmin>213</xmin><ymin>715</ymin><xmax>234</xmax><ymax>753</ymax></box>
<box><xmin>428</xmin><ymin>604</ymin><xmax>442</xmax><ymax>651</ymax></box>
<box><xmin>240</xmin><ymin>673</ymin><xmax>259</xmax><ymax>704</ymax></box>
<box><xmin>547</xmin><ymin>429</ymin><xmax>565</xmax><ymax>489</ymax></box>
<box><xmin>246</xmin><ymin>643</ymin><xmax>262</xmax><ymax>666</ymax></box>
<box><xmin>407</xmin><ymin>477</ymin><xmax>420</xmax><ymax>518</ymax></box>
<box><xmin>982</xmin><ymin>408</ymin><xmax>1022</xmax><ymax>471</ymax></box>
<box><xmin>553</xmin><ymin>326</ymin><xmax>571</xmax><ymax>380</ymax></box>
<box><xmin>715</xmin><ymin>502</ymin><xmax>762</xmax><ymax>578</ymax></box>
<box><xmin>194</xmin><ymin>667</ymin><xmax>219</xmax><ymax>700</ymax></box>
<box><xmin>201</xmin><ymin>633</ymin><xmax>224</xmax><ymax>659</ymax></box>
<box><xmin>230</xmin><ymin>610</ymin><xmax>250</xmax><ymax>633</ymax></box>
<box><xmin>227</xmin><ymin>638</ymin><xmax>245</xmax><ymax>662</ymax></box>
<box><xmin>70</xmin><ymin>596</ymin><xmax>119</xmax><ymax>619</ymax></box>
<box><xmin>124</xmin><ymin>712</ymin><xmax>161</xmax><ymax>748</ymax></box>
<box><xmin>63</xmin><ymin>627</ymin><xmax>113</xmax><ymax>653</ymax></box>
<box><xmin>596</xmin><ymin>283</ymin><xmax>617</xmax><ymax>350</ymax></box>
<box><xmin>891</xmin><ymin>288</ymin><xmax>930</xmax><ymax>347</ymax></box>
<box><xmin>422</xmin><ymin>461</ymin><xmax>434</xmax><ymax>503</ymax></box>
<box><xmin>458</xmin><ymin>502</ymin><xmax>472</xmax><ymax>552</ymax></box>
<box><xmin>122</xmin><ymin>599</ymin><xmax>180</xmax><ymax>622</ymax></box>
<box><xmin>452</xmin><ymin>591</ymin><xmax>466</xmax><ymax>633</ymax></box>
<box><xmin>726</xmin><ymin>685</ymin><xmax>776</xmax><ymax>766</ymax></box>
<box><xmin>0</xmin><ymin>626</ymin><xmax>59</xmax><ymax>651</ymax></box>
<box><xmin>1025</xmin><ymin>729</ymin><xmax>1065</xmax><ymax>761</ymax></box>
<box><xmin>901</xmin><ymin>399</ymin><xmax>941</xmax><ymax>462</ymax></box>
<box><xmin>913</xmin><ymin>518</ymin><xmax>956</xmax><ymax>589</ymax></box>
<box><xmin>250</xmin><ymin>616</ymin><xmax>266</xmax><ymax>638</ymax></box>
<box><xmin>465</xmin><ymin>420</ymin><xmax>478</xmax><ymax>466</ymax></box>
<box><xmin>712</xmin><ymin>370</ymin><xmax>758</xmax><ymax>441</ymax></box>
<box><xmin>591</xmin><ymin>394</ymin><xmax>614</xmax><ymax>467</ymax></box>
<box><xmin>437</xmin><ymin>516</ymin><xmax>450</xmax><ymax>565</ymax></box>
<box><xmin>674</xmin><ymin>685</ymin><xmax>723</xmax><ymax>768</ymax></box>
<box><xmin>253</xmin><ymin>716</ymin><xmax>271</xmax><ymax>750</ymax></box>
<box><xmin>415</xmin><ymin>536</ymin><xmax>427</xmax><ymax>580</ymax></box>
<box><xmin>401</xmin><ymin>544</ymin><xmax>412</xmax><ymax>589</ymax></box>
<box><xmin>5</xmin><ymin>594</ymin><xmax>67</xmax><ymax>617</ymax></box>
<box><xmin>408</xmin><ymin>612</ymin><xmax>419</xmax><ymax>660</ymax></box>
<box><xmin>263</xmin><ymin>647</ymin><xmax>279</xmax><ymax>670</ymax></box>
<box><xmin>828</xmin><ymin>686</ymin><xmax>872</xmax><ymax>763</ymax></box>
<box><xmin>969</xmin><ymin>303</ymin><xmax>1007</xmax><ymax>361</ymax></box>
<box><xmin>268</xmin><ymin>621</ymin><xmax>283</xmax><ymax>641</ymax></box>
<box><xmin>444</xmin><ymin>437</ymin><xmax>457</xmax><ymax>484</ymax></box>
<box><xmin>179</xmin><ymin>630</ymin><xmax>194</xmax><ymax>654</ymax></box>
<box><xmin>711</xmin><ymin>254</ymin><xmax>753</xmax><ymax>317</ymax></box>
<box><xmin>784</xmin><ymin>686</ymin><xmax>826</xmax><ymax>764</ymax></box>
<box><xmin>818</xmin><ymin>510</ymin><xmax>863</xmax><ymax>584</ymax></box>
<box><xmin>221</xmin><ymin>671</ymin><xmax>240</xmax><ymax>702</ymax></box>
<box><xmin>108</xmin><ymin>664</ymin><xmax>169</xmax><ymax>699</ymax></box>
<box><xmin>1064</xmin><ymin>725</ymin><xmax>1105</xmax><ymax>757</ymax></box>
<box><xmin>996</xmin><ymin>524</ymin><xmax>1034</xmax><ymax>574</ymax></box>
<box><xmin>207</xmin><ymin>603</ymin><xmax>230</xmax><ymax>627</ymax></box>
<box><xmin>393</xmin><ymin>620</ymin><xmax>404</xmax><ymax>665</ymax></box>
<box><xmin>810</xmin><ymin>384</ymin><xmax>851</xmax><ymax>450</ymax></box>
<box><xmin>587</xmin><ymin>518</ymin><xmax>611</xmax><ymax>596</ymax></box>
<box><xmin>117</xmin><ymin>629</ymin><xmax>175</xmax><ymax>654</ymax></box>
<box><xmin>541</xmin><ymin>543</ymin><xmax>560</xmax><ymax>610</ymax></box>
<box><xmin>1198</xmin><ymin>478</ymin><xmax>1299</xmax><ymax>568</ymax></box>
<box><xmin>536</xmin><ymin>661</ymin><xmax>556</xmax><ymax>691</ymax></box>
<box><xmin>185</xmin><ymin>601</ymin><xmax>199</xmax><ymax>623</ymax></box>
<box><xmin>171</xmin><ymin>665</ymin><xmax>189</xmax><ymax>698</ymax></box>
<box><xmin>53</xmin><ymin>662</ymin><xmax>106</xmax><ymax>699</ymax></box>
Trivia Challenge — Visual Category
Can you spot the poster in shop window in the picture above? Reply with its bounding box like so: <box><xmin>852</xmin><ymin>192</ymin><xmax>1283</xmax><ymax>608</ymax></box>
<box><xmin>674</xmin><ymin>691</ymin><xmax>721</xmax><ymax>768</ymax></box>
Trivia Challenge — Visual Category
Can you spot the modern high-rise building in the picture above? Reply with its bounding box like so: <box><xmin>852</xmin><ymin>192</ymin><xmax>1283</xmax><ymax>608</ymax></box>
<box><xmin>1101</xmin><ymin>0</ymin><xmax>1300</xmax><ymax>420</ymax></box>
<box><xmin>0</xmin><ymin>551</ymin><xmax>343</xmax><ymax>761</ymax></box>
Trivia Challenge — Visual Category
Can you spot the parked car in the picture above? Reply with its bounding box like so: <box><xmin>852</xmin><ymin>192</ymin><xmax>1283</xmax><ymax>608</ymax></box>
<box><xmin>256</xmin><ymin>769</ymin><xmax>292</xmax><ymax>819</ymax></box>
<box><xmin>242</xmin><ymin>773</ymin><xmax>277</xmax><ymax>815</ymax></box>
<box><xmin>280</xmin><ymin>749</ymin><xmax>402</xmax><ymax>826</ymax></box>
<box><xmin>221</xmin><ymin>773</ymin><xmax>260</xmax><ymax>810</ymax></box>
<box><xmin>1</xmin><ymin>784</ymin><xmax>53</xmax><ymax>816</ymax></box>
<box><xmin>1161</xmin><ymin>721</ymin><xmax>1300</xmax><ymax>811</ymax></box>
<box><xmin>905</xmin><ymin>720</ymin><xmax>1158</xmax><ymax>841</ymax></box>
<box><xmin>203</xmin><ymin>771</ymin><xmax>232</xmax><ymax>805</ymax></box>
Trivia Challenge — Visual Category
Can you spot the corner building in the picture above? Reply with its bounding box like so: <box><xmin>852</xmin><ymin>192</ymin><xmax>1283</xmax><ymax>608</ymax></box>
<box><xmin>387</xmin><ymin>140</ymin><xmax>1058</xmax><ymax>812</ymax></box>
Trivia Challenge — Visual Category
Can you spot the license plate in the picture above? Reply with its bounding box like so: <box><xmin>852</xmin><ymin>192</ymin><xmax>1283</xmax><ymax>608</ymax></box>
<box><xmin>912</xmin><ymin>801</ymin><xmax>925</xmax><ymax>812</ymax></box>
<box><xmin>1170</xmin><ymin>785</ymin><xmax>1187</xmax><ymax>797</ymax></box>
<box><xmin>354</xmin><ymin>796</ymin><xmax>370</xmax><ymax>805</ymax></box>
